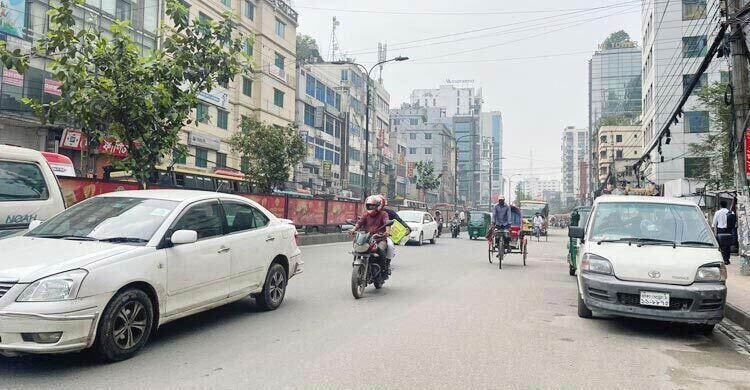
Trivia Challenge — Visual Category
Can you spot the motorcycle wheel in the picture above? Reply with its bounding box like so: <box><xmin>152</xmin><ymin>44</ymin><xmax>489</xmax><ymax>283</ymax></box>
<box><xmin>351</xmin><ymin>265</ymin><xmax>366</xmax><ymax>299</ymax></box>
<box><xmin>374</xmin><ymin>279</ymin><xmax>384</xmax><ymax>289</ymax></box>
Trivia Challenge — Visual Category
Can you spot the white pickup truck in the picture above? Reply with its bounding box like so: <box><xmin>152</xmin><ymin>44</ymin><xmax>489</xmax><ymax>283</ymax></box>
<box><xmin>0</xmin><ymin>145</ymin><xmax>68</xmax><ymax>238</ymax></box>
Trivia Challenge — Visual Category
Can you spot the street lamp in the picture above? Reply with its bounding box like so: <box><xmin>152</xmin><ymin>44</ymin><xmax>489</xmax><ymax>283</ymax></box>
<box><xmin>332</xmin><ymin>56</ymin><xmax>409</xmax><ymax>198</ymax></box>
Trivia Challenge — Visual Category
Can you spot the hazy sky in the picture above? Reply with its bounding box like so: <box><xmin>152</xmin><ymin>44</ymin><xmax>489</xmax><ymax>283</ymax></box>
<box><xmin>295</xmin><ymin>0</ymin><xmax>642</xmax><ymax>180</ymax></box>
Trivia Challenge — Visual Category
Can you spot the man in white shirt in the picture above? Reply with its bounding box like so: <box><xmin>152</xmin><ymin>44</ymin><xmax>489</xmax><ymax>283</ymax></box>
<box><xmin>713</xmin><ymin>201</ymin><xmax>731</xmax><ymax>265</ymax></box>
<box><xmin>532</xmin><ymin>213</ymin><xmax>545</xmax><ymax>236</ymax></box>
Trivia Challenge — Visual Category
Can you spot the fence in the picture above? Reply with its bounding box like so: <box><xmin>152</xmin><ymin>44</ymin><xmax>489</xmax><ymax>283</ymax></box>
<box><xmin>58</xmin><ymin>177</ymin><xmax>361</xmax><ymax>228</ymax></box>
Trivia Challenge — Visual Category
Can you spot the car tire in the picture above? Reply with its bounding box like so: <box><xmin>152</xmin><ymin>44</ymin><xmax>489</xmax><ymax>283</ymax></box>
<box><xmin>94</xmin><ymin>288</ymin><xmax>154</xmax><ymax>362</ymax></box>
<box><xmin>699</xmin><ymin>324</ymin><xmax>716</xmax><ymax>336</ymax></box>
<box><xmin>577</xmin><ymin>289</ymin><xmax>593</xmax><ymax>319</ymax></box>
<box><xmin>430</xmin><ymin>231</ymin><xmax>436</xmax><ymax>244</ymax></box>
<box><xmin>256</xmin><ymin>263</ymin><xmax>287</xmax><ymax>311</ymax></box>
<box><xmin>417</xmin><ymin>232</ymin><xmax>423</xmax><ymax>246</ymax></box>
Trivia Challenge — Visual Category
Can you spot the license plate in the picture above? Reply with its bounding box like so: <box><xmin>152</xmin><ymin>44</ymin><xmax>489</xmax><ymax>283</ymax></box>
<box><xmin>640</xmin><ymin>291</ymin><xmax>670</xmax><ymax>307</ymax></box>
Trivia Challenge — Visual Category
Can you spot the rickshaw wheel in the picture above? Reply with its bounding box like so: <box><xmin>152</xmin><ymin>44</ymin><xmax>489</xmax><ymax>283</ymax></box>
<box><xmin>488</xmin><ymin>242</ymin><xmax>493</xmax><ymax>264</ymax></box>
<box><xmin>522</xmin><ymin>239</ymin><xmax>528</xmax><ymax>266</ymax></box>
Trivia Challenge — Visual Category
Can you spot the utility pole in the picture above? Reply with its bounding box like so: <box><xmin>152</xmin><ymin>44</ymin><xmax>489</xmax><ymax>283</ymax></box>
<box><xmin>729</xmin><ymin>0</ymin><xmax>750</xmax><ymax>275</ymax></box>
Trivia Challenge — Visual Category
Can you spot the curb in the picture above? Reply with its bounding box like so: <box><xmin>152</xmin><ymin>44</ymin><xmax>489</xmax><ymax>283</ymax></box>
<box><xmin>725</xmin><ymin>302</ymin><xmax>750</xmax><ymax>332</ymax></box>
<box><xmin>299</xmin><ymin>233</ymin><xmax>349</xmax><ymax>246</ymax></box>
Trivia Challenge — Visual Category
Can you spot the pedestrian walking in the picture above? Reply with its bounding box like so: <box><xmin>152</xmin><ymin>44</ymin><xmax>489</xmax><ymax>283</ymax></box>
<box><xmin>713</xmin><ymin>200</ymin><xmax>732</xmax><ymax>265</ymax></box>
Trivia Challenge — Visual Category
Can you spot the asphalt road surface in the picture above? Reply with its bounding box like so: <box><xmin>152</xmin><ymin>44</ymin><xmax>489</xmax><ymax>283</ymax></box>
<box><xmin>1</xmin><ymin>230</ymin><xmax>749</xmax><ymax>389</ymax></box>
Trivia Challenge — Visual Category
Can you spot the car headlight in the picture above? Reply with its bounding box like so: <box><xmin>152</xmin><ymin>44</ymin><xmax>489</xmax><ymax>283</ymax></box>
<box><xmin>17</xmin><ymin>269</ymin><xmax>88</xmax><ymax>302</ymax></box>
<box><xmin>695</xmin><ymin>263</ymin><xmax>727</xmax><ymax>282</ymax></box>
<box><xmin>580</xmin><ymin>253</ymin><xmax>613</xmax><ymax>275</ymax></box>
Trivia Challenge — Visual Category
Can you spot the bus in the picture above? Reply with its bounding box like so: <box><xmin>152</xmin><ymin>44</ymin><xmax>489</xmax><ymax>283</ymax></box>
<box><xmin>519</xmin><ymin>200</ymin><xmax>549</xmax><ymax>234</ymax></box>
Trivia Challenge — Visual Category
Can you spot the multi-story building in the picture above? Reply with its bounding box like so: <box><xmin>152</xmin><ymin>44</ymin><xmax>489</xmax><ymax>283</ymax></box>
<box><xmin>390</xmin><ymin>106</ymin><xmax>455</xmax><ymax>203</ymax></box>
<box><xmin>480</xmin><ymin>111</ymin><xmax>504</xmax><ymax>204</ymax></box>
<box><xmin>588</xmin><ymin>36</ymin><xmax>642</xmax><ymax>192</ymax></box>
<box><xmin>640</xmin><ymin>0</ymin><xmax>726</xmax><ymax>185</ymax></box>
<box><xmin>410</xmin><ymin>83</ymin><xmax>482</xmax><ymax>205</ymax></box>
<box><xmin>597</xmin><ymin>125</ymin><xmax>643</xmax><ymax>185</ymax></box>
<box><xmin>519</xmin><ymin>178</ymin><xmax>561</xmax><ymax>200</ymax></box>
<box><xmin>561</xmin><ymin>126</ymin><xmax>589</xmax><ymax>208</ymax></box>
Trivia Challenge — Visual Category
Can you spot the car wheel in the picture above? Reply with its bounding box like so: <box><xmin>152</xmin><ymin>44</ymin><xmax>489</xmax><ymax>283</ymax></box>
<box><xmin>577</xmin><ymin>289</ymin><xmax>593</xmax><ymax>319</ymax></box>
<box><xmin>256</xmin><ymin>263</ymin><xmax>287</xmax><ymax>311</ymax></box>
<box><xmin>430</xmin><ymin>231</ymin><xmax>436</xmax><ymax>244</ymax></box>
<box><xmin>699</xmin><ymin>324</ymin><xmax>715</xmax><ymax>336</ymax></box>
<box><xmin>95</xmin><ymin>288</ymin><xmax>154</xmax><ymax>362</ymax></box>
<box><xmin>417</xmin><ymin>232</ymin><xmax>424</xmax><ymax>246</ymax></box>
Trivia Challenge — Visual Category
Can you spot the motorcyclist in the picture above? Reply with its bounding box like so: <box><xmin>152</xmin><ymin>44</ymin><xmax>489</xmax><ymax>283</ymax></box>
<box><xmin>375</xmin><ymin>195</ymin><xmax>409</xmax><ymax>274</ymax></box>
<box><xmin>491</xmin><ymin>195</ymin><xmax>512</xmax><ymax>251</ymax></box>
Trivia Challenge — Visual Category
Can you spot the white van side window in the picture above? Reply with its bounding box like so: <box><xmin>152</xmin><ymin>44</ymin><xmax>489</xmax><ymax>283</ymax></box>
<box><xmin>0</xmin><ymin>161</ymin><xmax>50</xmax><ymax>201</ymax></box>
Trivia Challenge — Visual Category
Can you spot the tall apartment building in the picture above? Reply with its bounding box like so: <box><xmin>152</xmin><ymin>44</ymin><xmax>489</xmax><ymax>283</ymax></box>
<box><xmin>597</xmin><ymin>125</ymin><xmax>643</xmax><ymax>185</ymax></box>
<box><xmin>561</xmin><ymin>126</ymin><xmax>589</xmax><ymax>208</ymax></box>
<box><xmin>588</xmin><ymin>37</ymin><xmax>642</xmax><ymax>192</ymax></box>
<box><xmin>480</xmin><ymin>111</ymin><xmax>504</xmax><ymax>204</ymax></box>
<box><xmin>640</xmin><ymin>0</ymin><xmax>726</xmax><ymax>185</ymax></box>
<box><xmin>519</xmin><ymin>177</ymin><xmax>560</xmax><ymax>200</ymax></box>
<box><xmin>390</xmin><ymin>106</ymin><xmax>456</xmax><ymax>203</ymax></box>
<box><xmin>410</xmin><ymin>83</ymin><xmax>483</xmax><ymax>205</ymax></box>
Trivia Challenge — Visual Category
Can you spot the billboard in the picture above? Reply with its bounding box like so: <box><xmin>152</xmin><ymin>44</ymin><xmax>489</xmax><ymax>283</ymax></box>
<box><xmin>326</xmin><ymin>201</ymin><xmax>358</xmax><ymax>224</ymax></box>
<box><xmin>245</xmin><ymin>194</ymin><xmax>286</xmax><ymax>218</ymax></box>
<box><xmin>287</xmin><ymin>197</ymin><xmax>325</xmax><ymax>225</ymax></box>
<box><xmin>0</xmin><ymin>0</ymin><xmax>26</xmax><ymax>38</ymax></box>
<box><xmin>58</xmin><ymin>178</ymin><xmax>140</xmax><ymax>207</ymax></box>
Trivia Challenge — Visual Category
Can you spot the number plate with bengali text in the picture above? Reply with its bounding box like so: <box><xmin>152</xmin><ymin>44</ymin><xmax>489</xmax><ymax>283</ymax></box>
<box><xmin>639</xmin><ymin>291</ymin><xmax>670</xmax><ymax>307</ymax></box>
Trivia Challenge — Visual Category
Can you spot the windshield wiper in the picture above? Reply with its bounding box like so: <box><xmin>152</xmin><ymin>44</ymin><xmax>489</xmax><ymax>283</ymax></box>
<box><xmin>635</xmin><ymin>238</ymin><xmax>677</xmax><ymax>248</ymax></box>
<box><xmin>32</xmin><ymin>234</ymin><xmax>98</xmax><ymax>241</ymax></box>
<box><xmin>679</xmin><ymin>241</ymin><xmax>715</xmax><ymax>247</ymax></box>
<box><xmin>98</xmin><ymin>237</ymin><xmax>149</xmax><ymax>243</ymax></box>
<box><xmin>596</xmin><ymin>237</ymin><xmax>639</xmax><ymax>245</ymax></box>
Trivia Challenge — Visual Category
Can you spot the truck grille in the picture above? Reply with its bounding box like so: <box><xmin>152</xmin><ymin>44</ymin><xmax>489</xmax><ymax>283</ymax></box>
<box><xmin>0</xmin><ymin>282</ymin><xmax>15</xmax><ymax>299</ymax></box>
<box><xmin>617</xmin><ymin>293</ymin><xmax>693</xmax><ymax>311</ymax></box>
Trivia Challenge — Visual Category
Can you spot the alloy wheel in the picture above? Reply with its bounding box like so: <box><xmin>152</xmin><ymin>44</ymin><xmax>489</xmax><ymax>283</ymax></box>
<box><xmin>112</xmin><ymin>301</ymin><xmax>148</xmax><ymax>350</ymax></box>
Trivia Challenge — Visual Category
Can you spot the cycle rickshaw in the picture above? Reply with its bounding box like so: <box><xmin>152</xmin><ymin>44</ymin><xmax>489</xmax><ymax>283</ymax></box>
<box><xmin>487</xmin><ymin>206</ymin><xmax>527</xmax><ymax>269</ymax></box>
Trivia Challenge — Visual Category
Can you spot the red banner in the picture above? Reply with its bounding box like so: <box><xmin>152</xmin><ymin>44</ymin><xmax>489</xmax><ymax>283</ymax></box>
<box><xmin>287</xmin><ymin>198</ymin><xmax>325</xmax><ymax>225</ymax></box>
<box><xmin>745</xmin><ymin>130</ymin><xmax>750</xmax><ymax>178</ymax></box>
<box><xmin>245</xmin><ymin>195</ymin><xmax>286</xmax><ymax>218</ymax></box>
<box><xmin>59</xmin><ymin>128</ymin><xmax>130</xmax><ymax>158</ymax></box>
<box><xmin>326</xmin><ymin>200</ymin><xmax>358</xmax><ymax>224</ymax></box>
<box><xmin>58</xmin><ymin>177</ymin><xmax>140</xmax><ymax>207</ymax></box>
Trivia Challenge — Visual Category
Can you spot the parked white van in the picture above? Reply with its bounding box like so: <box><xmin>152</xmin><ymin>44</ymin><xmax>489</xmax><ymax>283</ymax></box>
<box><xmin>570</xmin><ymin>196</ymin><xmax>726</xmax><ymax>334</ymax></box>
<box><xmin>0</xmin><ymin>145</ymin><xmax>66</xmax><ymax>238</ymax></box>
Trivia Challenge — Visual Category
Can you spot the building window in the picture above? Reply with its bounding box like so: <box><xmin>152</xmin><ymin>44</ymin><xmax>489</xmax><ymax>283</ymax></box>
<box><xmin>244</xmin><ymin>0</ymin><xmax>254</xmax><ymax>19</ymax></box>
<box><xmin>600</xmin><ymin>150</ymin><xmax>607</xmax><ymax>158</ymax></box>
<box><xmin>684</xmin><ymin>157</ymin><xmax>709</xmax><ymax>178</ymax></box>
<box><xmin>683</xmin><ymin>35</ymin><xmax>707</xmax><ymax>58</ymax></box>
<box><xmin>341</xmin><ymin>70</ymin><xmax>348</xmax><ymax>81</ymax></box>
<box><xmin>275</xmin><ymin>18</ymin><xmax>285</xmax><ymax>38</ymax></box>
<box><xmin>304</xmin><ymin>104</ymin><xmax>315</xmax><ymax>127</ymax></box>
<box><xmin>409</xmin><ymin>133</ymin><xmax>416</xmax><ymax>140</ymax></box>
<box><xmin>172</xmin><ymin>149</ymin><xmax>186</xmax><ymax>164</ymax></box>
<box><xmin>244</xmin><ymin>39</ymin><xmax>253</xmax><ymax>56</ymax></box>
<box><xmin>217</xmin><ymin>109</ymin><xmax>229</xmax><ymax>129</ymax></box>
<box><xmin>195</xmin><ymin>148</ymin><xmax>208</xmax><ymax>168</ymax></box>
<box><xmin>409</xmin><ymin>118</ymin><xmax>418</xmax><ymax>125</ymax></box>
<box><xmin>425</xmin><ymin>147</ymin><xmax>432</xmax><ymax>154</ymax></box>
<box><xmin>273</xmin><ymin>88</ymin><xmax>284</xmax><ymax>108</ymax></box>
<box><xmin>721</xmin><ymin>70</ymin><xmax>730</xmax><ymax>83</ymax></box>
<box><xmin>600</xmin><ymin>135</ymin><xmax>607</xmax><ymax>143</ymax></box>
<box><xmin>409</xmin><ymin>147</ymin><xmax>416</xmax><ymax>154</ymax></box>
<box><xmin>199</xmin><ymin>12</ymin><xmax>211</xmax><ymax>24</ymax></box>
<box><xmin>615</xmin><ymin>150</ymin><xmax>623</xmax><ymax>159</ymax></box>
<box><xmin>682</xmin><ymin>0</ymin><xmax>706</xmax><ymax>20</ymax></box>
<box><xmin>274</xmin><ymin>52</ymin><xmax>285</xmax><ymax>70</ymax></box>
<box><xmin>685</xmin><ymin>111</ymin><xmax>709</xmax><ymax>133</ymax></box>
<box><xmin>425</xmin><ymin>133</ymin><xmax>432</xmax><ymax>140</ymax></box>
<box><xmin>349</xmin><ymin>148</ymin><xmax>360</xmax><ymax>161</ymax></box>
<box><xmin>216</xmin><ymin>152</ymin><xmax>227</xmax><ymax>168</ymax></box>
<box><xmin>221</xmin><ymin>0</ymin><xmax>231</xmax><ymax>7</ymax></box>
<box><xmin>306</xmin><ymin>74</ymin><xmax>315</xmax><ymax>96</ymax></box>
<box><xmin>116</xmin><ymin>0</ymin><xmax>132</xmax><ymax>21</ymax></box>
<box><xmin>196</xmin><ymin>103</ymin><xmax>208</xmax><ymax>123</ymax></box>
<box><xmin>242</xmin><ymin>77</ymin><xmax>252</xmax><ymax>96</ymax></box>
<box><xmin>615</xmin><ymin>134</ymin><xmax>622</xmax><ymax>143</ymax></box>
<box><xmin>683</xmin><ymin>73</ymin><xmax>708</xmax><ymax>95</ymax></box>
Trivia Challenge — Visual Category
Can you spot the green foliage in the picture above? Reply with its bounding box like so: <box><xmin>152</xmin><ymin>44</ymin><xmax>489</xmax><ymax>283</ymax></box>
<box><xmin>413</xmin><ymin>161</ymin><xmax>440</xmax><ymax>191</ymax></box>
<box><xmin>0</xmin><ymin>0</ymin><xmax>249</xmax><ymax>187</ymax></box>
<box><xmin>296</xmin><ymin>34</ymin><xmax>323</xmax><ymax>63</ymax></box>
<box><xmin>229</xmin><ymin>117</ymin><xmax>306</xmax><ymax>193</ymax></box>
<box><xmin>513</xmin><ymin>183</ymin><xmax>528</xmax><ymax>207</ymax></box>
<box><xmin>687</xmin><ymin>82</ymin><xmax>733</xmax><ymax>190</ymax></box>
<box><xmin>602</xmin><ymin>30</ymin><xmax>631</xmax><ymax>49</ymax></box>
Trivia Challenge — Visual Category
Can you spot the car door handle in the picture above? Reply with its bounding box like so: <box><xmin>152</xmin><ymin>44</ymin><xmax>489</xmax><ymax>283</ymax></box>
<box><xmin>265</xmin><ymin>236</ymin><xmax>276</xmax><ymax>242</ymax></box>
<box><xmin>217</xmin><ymin>246</ymin><xmax>230</xmax><ymax>253</ymax></box>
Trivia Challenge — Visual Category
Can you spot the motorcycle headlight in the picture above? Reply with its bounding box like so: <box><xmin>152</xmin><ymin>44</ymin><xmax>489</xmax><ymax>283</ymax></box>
<box><xmin>580</xmin><ymin>253</ymin><xmax>613</xmax><ymax>275</ymax></box>
<box><xmin>695</xmin><ymin>263</ymin><xmax>726</xmax><ymax>282</ymax></box>
<box><xmin>17</xmin><ymin>269</ymin><xmax>88</xmax><ymax>302</ymax></box>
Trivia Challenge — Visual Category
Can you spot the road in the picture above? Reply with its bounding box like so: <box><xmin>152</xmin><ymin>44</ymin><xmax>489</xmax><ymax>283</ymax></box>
<box><xmin>1</xmin><ymin>230</ymin><xmax>749</xmax><ymax>389</ymax></box>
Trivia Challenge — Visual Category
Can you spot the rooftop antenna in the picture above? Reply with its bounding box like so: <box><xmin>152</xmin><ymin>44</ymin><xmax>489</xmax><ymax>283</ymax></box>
<box><xmin>378</xmin><ymin>42</ymin><xmax>387</xmax><ymax>83</ymax></box>
<box><xmin>329</xmin><ymin>17</ymin><xmax>340</xmax><ymax>61</ymax></box>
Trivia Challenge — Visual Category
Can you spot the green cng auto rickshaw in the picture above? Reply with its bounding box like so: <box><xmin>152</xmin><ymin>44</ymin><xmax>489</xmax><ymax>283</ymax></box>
<box><xmin>468</xmin><ymin>212</ymin><xmax>492</xmax><ymax>239</ymax></box>
<box><xmin>567</xmin><ymin>206</ymin><xmax>591</xmax><ymax>276</ymax></box>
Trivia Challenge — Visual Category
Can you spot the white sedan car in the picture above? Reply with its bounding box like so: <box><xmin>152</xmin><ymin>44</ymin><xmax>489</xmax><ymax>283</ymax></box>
<box><xmin>0</xmin><ymin>190</ymin><xmax>302</xmax><ymax>361</ymax></box>
<box><xmin>398</xmin><ymin>210</ymin><xmax>438</xmax><ymax>245</ymax></box>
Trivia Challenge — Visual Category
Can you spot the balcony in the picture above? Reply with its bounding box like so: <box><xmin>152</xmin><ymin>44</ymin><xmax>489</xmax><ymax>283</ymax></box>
<box><xmin>268</xmin><ymin>64</ymin><xmax>289</xmax><ymax>84</ymax></box>
<box><xmin>269</xmin><ymin>0</ymin><xmax>298</xmax><ymax>24</ymax></box>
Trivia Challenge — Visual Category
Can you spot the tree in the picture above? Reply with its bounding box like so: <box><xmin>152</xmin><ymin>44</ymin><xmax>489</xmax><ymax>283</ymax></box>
<box><xmin>296</xmin><ymin>34</ymin><xmax>323</xmax><ymax>63</ymax></box>
<box><xmin>413</xmin><ymin>161</ymin><xmax>441</xmax><ymax>202</ymax></box>
<box><xmin>513</xmin><ymin>183</ymin><xmax>528</xmax><ymax>207</ymax></box>
<box><xmin>687</xmin><ymin>82</ymin><xmax>733</xmax><ymax>190</ymax></box>
<box><xmin>602</xmin><ymin>30</ymin><xmax>631</xmax><ymax>49</ymax></box>
<box><xmin>0</xmin><ymin>0</ymin><xmax>249</xmax><ymax>187</ymax></box>
<box><xmin>229</xmin><ymin>117</ymin><xmax>306</xmax><ymax>193</ymax></box>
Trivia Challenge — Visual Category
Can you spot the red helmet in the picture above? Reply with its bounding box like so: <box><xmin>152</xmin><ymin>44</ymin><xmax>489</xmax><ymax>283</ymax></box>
<box><xmin>376</xmin><ymin>194</ymin><xmax>387</xmax><ymax>207</ymax></box>
<box><xmin>365</xmin><ymin>195</ymin><xmax>383</xmax><ymax>216</ymax></box>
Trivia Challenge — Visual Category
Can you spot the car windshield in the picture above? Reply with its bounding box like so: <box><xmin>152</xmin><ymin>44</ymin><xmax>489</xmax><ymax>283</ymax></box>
<box><xmin>398</xmin><ymin>210</ymin><xmax>423</xmax><ymax>223</ymax></box>
<box><xmin>588</xmin><ymin>202</ymin><xmax>715</xmax><ymax>246</ymax></box>
<box><xmin>27</xmin><ymin>197</ymin><xmax>179</xmax><ymax>244</ymax></box>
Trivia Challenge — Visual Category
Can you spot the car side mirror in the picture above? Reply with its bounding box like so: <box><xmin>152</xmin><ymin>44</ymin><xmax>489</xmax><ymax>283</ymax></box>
<box><xmin>569</xmin><ymin>226</ymin><xmax>585</xmax><ymax>240</ymax></box>
<box><xmin>28</xmin><ymin>220</ymin><xmax>44</xmax><ymax>230</ymax></box>
<box><xmin>171</xmin><ymin>230</ymin><xmax>198</xmax><ymax>245</ymax></box>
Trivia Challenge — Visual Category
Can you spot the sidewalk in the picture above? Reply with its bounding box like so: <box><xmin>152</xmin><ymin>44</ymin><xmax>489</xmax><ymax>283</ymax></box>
<box><xmin>725</xmin><ymin>257</ymin><xmax>750</xmax><ymax>331</ymax></box>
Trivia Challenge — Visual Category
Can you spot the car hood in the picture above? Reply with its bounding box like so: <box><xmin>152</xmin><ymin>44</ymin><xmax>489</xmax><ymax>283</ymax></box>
<box><xmin>0</xmin><ymin>237</ymin><xmax>140</xmax><ymax>282</ymax></box>
<box><xmin>586</xmin><ymin>242</ymin><xmax>722</xmax><ymax>285</ymax></box>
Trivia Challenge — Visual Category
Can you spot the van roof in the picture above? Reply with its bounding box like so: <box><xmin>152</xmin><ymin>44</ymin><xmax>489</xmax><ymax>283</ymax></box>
<box><xmin>593</xmin><ymin>195</ymin><xmax>698</xmax><ymax>207</ymax></box>
<box><xmin>0</xmin><ymin>144</ymin><xmax>46</xmax><ymax>163</ymax></box>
